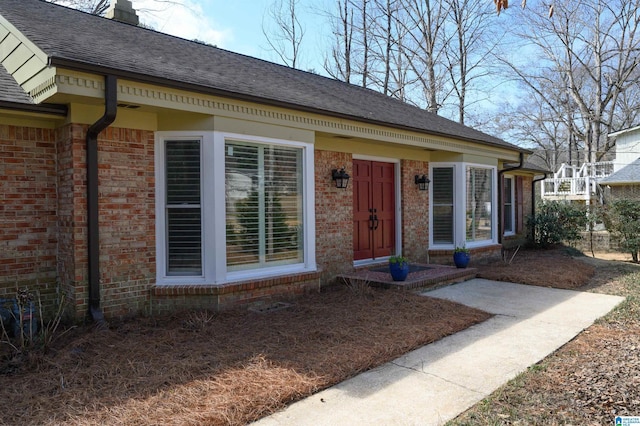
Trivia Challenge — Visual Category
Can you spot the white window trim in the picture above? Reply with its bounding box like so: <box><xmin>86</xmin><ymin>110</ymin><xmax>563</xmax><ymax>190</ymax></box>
<box><xmin>503</xmin><ymin>175</ymin><xmax>516</xmax><ymax>237</ymax></box>
<box><xmin>155</xmin><ymin>131</ymin><xmax>316</xmax><ymax>286</ymax></box>
<box><xmin>429</xmin><ymin>162</ymin><xmax>497</xmax><ymax>250</ymax></box>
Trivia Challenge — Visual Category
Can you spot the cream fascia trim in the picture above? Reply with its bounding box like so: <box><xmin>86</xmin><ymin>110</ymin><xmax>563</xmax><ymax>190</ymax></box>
<box><xmin>51</xmin><ymin>69</ymin><xmax>520</xmax><ymax>158</ymax></box>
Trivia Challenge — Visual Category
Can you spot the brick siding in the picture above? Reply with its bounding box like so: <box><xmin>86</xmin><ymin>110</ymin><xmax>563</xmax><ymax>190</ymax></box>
<box><xmin>3</xmin><ymin>121</ymin><xmax>530</xmax><ymax>318</ymax></box>
<box><xmin>400</xmin><ymin>159</ymin><xmax>429</xmax><ymax>263</ymax></box>
<box><xmin>0</xmin><ymin>125</ymin><xmax>58</xmax><ymax>309</ymax></box>
<box><xmin>314</xmin><ymin>150</ymin><xmax>354</xmax><ymax>284</ymax></box>
<box><xmin>56</xmin><ymin>124</ymin><xmax>156</xmax><ymax>319</ymax></box>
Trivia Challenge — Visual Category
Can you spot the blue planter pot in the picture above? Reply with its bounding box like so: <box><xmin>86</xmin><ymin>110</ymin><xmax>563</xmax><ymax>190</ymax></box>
<box><xmin>453</xmin><ymin>252</ymin><xmax>470</xmax><ymax>269</ymax></box>
<box><xmin>389</xmin><ymin>262</ymin><xmax>409</xmax><ymax>281</ymax></box>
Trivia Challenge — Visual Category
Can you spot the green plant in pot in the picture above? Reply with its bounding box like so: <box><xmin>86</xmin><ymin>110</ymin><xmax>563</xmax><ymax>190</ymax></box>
<box><xmin>389</xmin><ymin>255</ymin><xmax>410</xmax><ymax>281</ymax></box>
<box><xmin>453</xmin><ymin>245</ymin><xmax>471</xmax><ymax>268</ymax></box>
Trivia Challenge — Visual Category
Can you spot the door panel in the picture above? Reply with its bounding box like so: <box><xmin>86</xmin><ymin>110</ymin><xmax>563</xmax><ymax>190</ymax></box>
<box><xmin>372</xmin><ymin>162</ymin><xmax>395</xmax><ymax>258</ymax></box>
<box><xmin>353</xmin><ymin>160</ymin><xmax>395</xmax><ymax>260</ymax></box>
<box><xmin>353</xmin><ymin>160</ymin><xmax>373</xmax><ymax>260</ymax></box>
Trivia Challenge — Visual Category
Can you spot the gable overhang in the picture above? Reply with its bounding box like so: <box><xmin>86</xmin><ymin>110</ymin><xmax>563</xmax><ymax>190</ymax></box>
<box><xmin>0</xmin><ymin>15</ymin><xmax>51</xmax><ymax>102</ymax></box>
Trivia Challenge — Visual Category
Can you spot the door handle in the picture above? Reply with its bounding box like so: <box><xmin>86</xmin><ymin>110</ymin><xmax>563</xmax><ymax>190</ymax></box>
<box><xmin>373</xmin><ymin>214</ymin><xmax>379</xmax><ymax>230</ymax></box>
<box><xmin>369</xmin><ymin>214</ymin><xmax>375</xmax><ymax>230</ymax></box>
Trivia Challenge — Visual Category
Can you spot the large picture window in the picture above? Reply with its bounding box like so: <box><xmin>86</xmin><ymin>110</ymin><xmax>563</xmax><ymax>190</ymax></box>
<box><xmin>156</xmin><ymin>132</ymin><xmax>314</xmax><ymax>285</ymax></box>
<box><xmin>225</xmin><ymin>142</ymin><xmax>303</xmax><ymax>271</ymax></box>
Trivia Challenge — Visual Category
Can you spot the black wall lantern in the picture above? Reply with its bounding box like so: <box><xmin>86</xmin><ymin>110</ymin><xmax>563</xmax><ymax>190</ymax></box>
<box><xmin>332</xmin><ymin>168</ymin><xmax>351</xmax><ymax>189</ymax></box>
<box><xmin>414</xmin><ymin>174</ymin><xmax>430</xmax><ymax>191</ymax></box>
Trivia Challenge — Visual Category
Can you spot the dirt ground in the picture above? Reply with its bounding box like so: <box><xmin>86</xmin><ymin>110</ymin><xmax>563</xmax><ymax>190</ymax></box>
<box><xmin>1</xmin><ymin>247</ymin><xmax>636</xmax><ymax>425</ymax></box>
<box><xmin>451</xmin><ymin>249</ymin><xmax>640</xmax><ymax>425</ymax></box>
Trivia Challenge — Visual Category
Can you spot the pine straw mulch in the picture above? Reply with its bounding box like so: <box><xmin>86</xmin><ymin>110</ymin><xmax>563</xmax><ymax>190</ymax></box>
<box><xmin>451</xmin><ymin>249</ymin><xmax>640</xmax><ymax>425</ymax></box>
<box><xmin>474</xmin><ymin>246</ymin><xmax>596</xmax><ymax>289</ymax></box>
<box><xmin>0</xmin><ymin>286</ymin><xmax>490</xmax><ymax>426</ymax></box>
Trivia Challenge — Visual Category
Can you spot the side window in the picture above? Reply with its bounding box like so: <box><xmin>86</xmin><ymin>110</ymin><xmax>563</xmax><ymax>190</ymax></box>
<box><xmin>165</xmin><ymin>140</ymin><xmax>202</xmax><ymax>276</ymax></box>
<box><xmin>504</xmin><ymin>176</ymin><xmax>514</xmax><ymax>234</ymax></box>
<box><xmin>432</xmin><ymin>167</ymin><xmax>454</xmax><ymax>244</ymax></box>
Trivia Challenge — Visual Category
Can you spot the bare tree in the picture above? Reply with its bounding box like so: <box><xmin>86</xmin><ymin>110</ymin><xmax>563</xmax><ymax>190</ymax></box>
<box><xmin>263</xmin><ymin>0</ymin><xmax>306</xmax><ymax>69</ymax></box>
<box><xmin>324</xmin><ymin>0</ymin><xmax>355</xmax><ymax>82</ymax></box>
<box><xmin>46</xmin><ymin>0</ymin><xmax>110</xmax><ymax>15</ymax></box>
<box><xmin>500</xmin><ymin>0</ymin><xmax>640</xmax><ymax>163</ymax></box>
<box><xmin>442</xmin><ymin>0</ymin><xmax>498</xmax><ymax>124</ymax></box>
<box><xmin>399</xmin><ymin>0</ymin><xmax>449</xmax><ymax>113</ymax></box>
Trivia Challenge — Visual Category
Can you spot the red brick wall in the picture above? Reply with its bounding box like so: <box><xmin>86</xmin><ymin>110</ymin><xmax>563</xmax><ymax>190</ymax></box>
<box><xmin>315</xmin><ymin>150</ymin><xmax>354</xmax><ymax>283</ymax></box>
<box><xmin>97</xmin><ymin>127</ymin><xmax>156</xmax><ymax>317</ymax></box>
<box><xmin>56</xmin><ymin>124</ymin><xmax>156</xmax><ymax>319</ymax></box>
<box><xmin>56</xmin><ymin>124</ymin><xmax>86</xmax><ymax>316</ymax></box>
<box><xmin>0</xmin><ymin>125</ymin><xmax>58</xmax><ymax>305</ymax></box>
<box><xmin>401</xmin><ymin>160</ymin><xmax>429</xmax><ymax>263</ymax></box>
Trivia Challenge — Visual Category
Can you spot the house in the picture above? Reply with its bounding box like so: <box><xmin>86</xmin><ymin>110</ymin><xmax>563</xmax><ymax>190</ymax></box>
<box><xmin>541</xmin><ymin>125</ymin><xmax>640</xmax><ymax>204</ymax></box>
<box><xmin>0</xmin><ymin>0</ymin><xmax>539</xmax><ymax>320</ymax></box>
<box><xmin>600</xmin><ymin>126</ymin><xmax>640</xmax><ymax>202</ymax></box>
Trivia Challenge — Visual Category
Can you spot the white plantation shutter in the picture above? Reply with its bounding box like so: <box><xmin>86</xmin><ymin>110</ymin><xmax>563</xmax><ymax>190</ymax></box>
<box><xmin>504</xmin><ymin>176</ymin><xmax>514</xmax><ymax>234</ymax></box>
<box><xmin>165</xmin><ymin>140</ymin><xmax>202</xmax><ymax>275</ymax></box>
<box><xmin>466</xmin><ymin>167</ymin><xmax>493</xmax><ymax>242</ymax></box>
<box><xmin>432</xmin><ymin>167</ymin><xmax>454</xmax><ymax>244</ymax></box>
<box><xmin>225</xmin><ymin>142</ymin><xmax>303</xmax><ymax>271</ymax></box>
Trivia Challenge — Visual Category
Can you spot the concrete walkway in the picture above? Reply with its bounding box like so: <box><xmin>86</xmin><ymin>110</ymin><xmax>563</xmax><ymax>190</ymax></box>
<box><xmin>253</xmin><ymin>279</ymin><xmax>625</xmax><ymax>426</ymax></box>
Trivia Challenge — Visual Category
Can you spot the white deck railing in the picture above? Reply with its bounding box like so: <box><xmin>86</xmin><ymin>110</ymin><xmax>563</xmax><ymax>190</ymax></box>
<box><xmin>541</xmin><ymin>161</ymin><xmax>614</xmax><ymax>199</ymax></box>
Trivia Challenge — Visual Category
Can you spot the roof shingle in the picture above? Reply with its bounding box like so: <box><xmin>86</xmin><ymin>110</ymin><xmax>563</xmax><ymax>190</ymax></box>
<box><xmin>600</xmin><ymin>158</ymin><xmax>640</xmax><ymax>184</ymax></box>
<box><xmin>0</xmin><ymin>67</ymin><xmax>34</xmax><ymax>105</ymax></box>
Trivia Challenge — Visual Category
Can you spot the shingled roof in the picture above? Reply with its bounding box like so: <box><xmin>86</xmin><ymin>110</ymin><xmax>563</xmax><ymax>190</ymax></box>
<box><xmin>0</xmin><ymin>66</ymin><xmax>34</xmax><ymax>105</ymax></box>
<box><xmin>1</xmin><ymin>0</ymin><xmax>527</xmax><ymax>153</ymax></box>
<box><xmin>600</xmin><ymin>158</ymin><xmax>640</xmax><ymax>185</ymax></box>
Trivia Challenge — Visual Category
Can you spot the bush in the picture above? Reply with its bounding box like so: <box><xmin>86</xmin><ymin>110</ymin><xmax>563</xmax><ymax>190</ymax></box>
<box><xmin>528</xmin><ymin>201</ymin><xmax>588</xmax><ymax>247</ymax></box>
<box><xmin>601</xmin><ymin>199</ymin><xmax>640</xmax><ymax>262</ymax></box>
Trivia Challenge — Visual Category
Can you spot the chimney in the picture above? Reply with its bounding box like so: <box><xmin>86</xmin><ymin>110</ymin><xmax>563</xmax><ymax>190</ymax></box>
<box><xmin>106</xmin><ymin>0</ymin><xmax>140</xmax><ymax>26</ymax></box>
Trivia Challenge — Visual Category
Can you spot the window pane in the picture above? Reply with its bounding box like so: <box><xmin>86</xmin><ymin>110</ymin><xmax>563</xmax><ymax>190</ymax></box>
<box><xmin>432</xmin><ymin>168</ymin><xmax>454</xmax><ymax>244</ymax></box>
<box><xmin>165</xmin><ymin>139</ymin><xmax>202</xmax><ymax>276</ymax></box>
<box><xmin>433</xmin><ymin>205</ymin><xmax>454</xmax><ymax>244</ymax></box>
<box><xmin>466</xmin><ymin>167</ymin><xmax>493</xmax><ymax>242</ymax></box>
<box><xmin>504</xmin><ymin>178</ymin><xmax>513</xmax><ymax>233</ymax></box>
<box><xmin>226</xmin><ymin>142</ymin><xmax>303</xmax><ymax>271</ymax></box>
<box><xmin>166</xmin><ymin>140</ymin><xmax>201</xmax><ymax>205</ymax></box>
<box><xmin>167</xmin><ymin>208</ymin><xmax>202</xmax><ymax>275</ymax></box>
<box><xmin>264</xmin><ymin>146</ymin><xmax>303</xmax><ymax>263</ymax></box>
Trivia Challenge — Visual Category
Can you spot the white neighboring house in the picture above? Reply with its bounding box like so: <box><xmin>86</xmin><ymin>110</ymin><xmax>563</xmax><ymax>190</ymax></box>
<box><xmin>542</xmin><ymin>126</ymin><xmax>640</xmax><ymax>203</ymax></box>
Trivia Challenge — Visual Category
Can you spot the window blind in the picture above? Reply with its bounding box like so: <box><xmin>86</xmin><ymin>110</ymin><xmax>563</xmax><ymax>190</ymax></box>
<box><xmin>432</xmin><ymin>167</ymin><xmax>454</xmax><ymax>244</ymax></box>
<box><xmin>165</xmin><ymin>140</ymin><xmax>202</xmax><ymax>275</ymax></box>
<box><xmin>225</xmin><ymin>142</ymin><xmax>303</xmax><ymax>271</ymax></box>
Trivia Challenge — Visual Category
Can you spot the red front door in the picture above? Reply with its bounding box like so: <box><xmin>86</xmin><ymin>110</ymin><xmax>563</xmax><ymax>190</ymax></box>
<box><xmin>353</xmin><ymin>160</ymin><xmax>396</xmax><ymax>261</ymax></box>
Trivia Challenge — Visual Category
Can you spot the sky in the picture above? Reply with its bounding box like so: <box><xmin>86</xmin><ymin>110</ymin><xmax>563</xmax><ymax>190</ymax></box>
<box><xmin>133</xmin><ymin>0</ymin><xmax>329</xmax><ymax>72</ymax></box>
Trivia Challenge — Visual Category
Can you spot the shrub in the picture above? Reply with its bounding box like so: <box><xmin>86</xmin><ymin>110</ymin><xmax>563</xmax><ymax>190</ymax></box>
<box><xmin>527</xmin><ymin>201</ymin><xmax>588</xmax><ymax>247</ymax></box>
<box><xmin>601</xmin><ymin>199</ymin><xmax>640</xmax><ymax>262</ymax></box>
